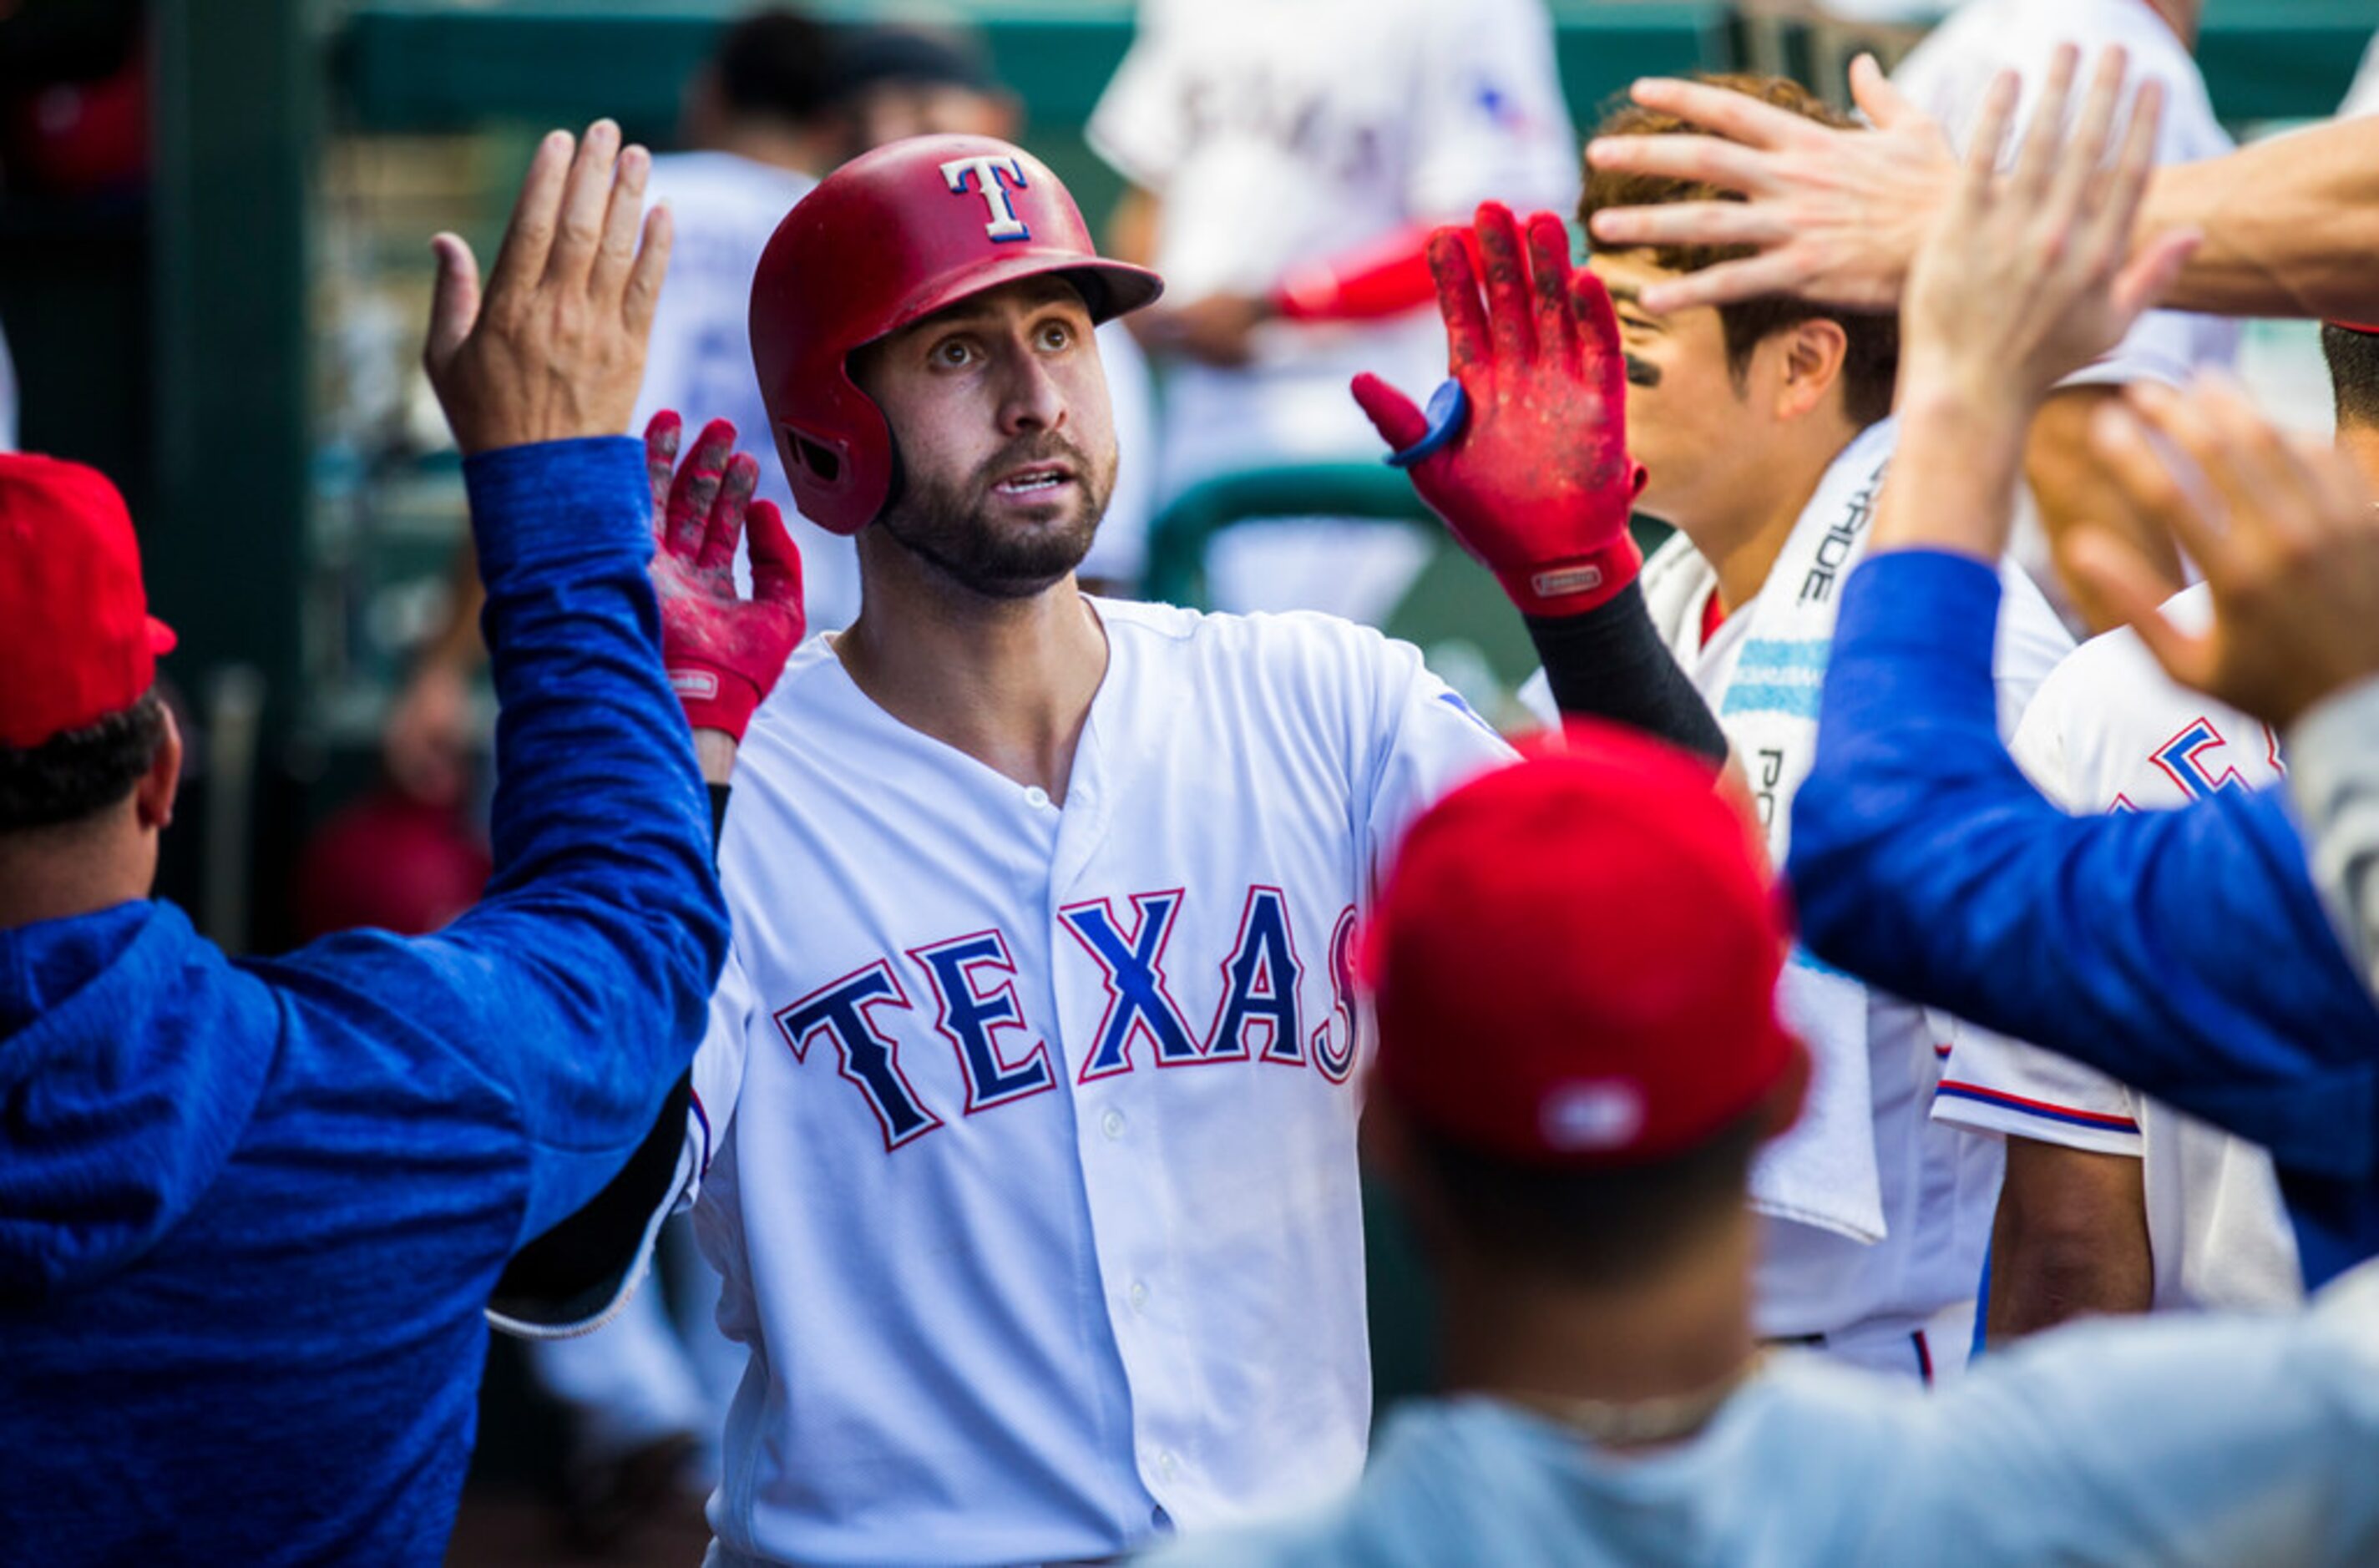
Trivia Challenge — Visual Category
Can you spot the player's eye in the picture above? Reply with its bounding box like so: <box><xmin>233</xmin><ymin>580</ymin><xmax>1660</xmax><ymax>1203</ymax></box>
<box><xmin>1035</xmin><ymin>320</ymin><xmax>1075</xmax><ymax>352</ymax></box>
<box><xmin>930</xmin><ymin>336</ymin><xmax>978</xmax><ymax>369</ymax></box>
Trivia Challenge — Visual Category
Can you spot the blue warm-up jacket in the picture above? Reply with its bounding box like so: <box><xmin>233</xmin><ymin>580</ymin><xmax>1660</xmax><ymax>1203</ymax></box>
<box><xmin>0</xmin><ymin>439</ymin><xmax>728</xmax><ymax>1563</ymax></box>
<box><xmin>1787</xmin><ymin>549</ymin><xmax>2379</xmax><ymax>1287</ymax></box>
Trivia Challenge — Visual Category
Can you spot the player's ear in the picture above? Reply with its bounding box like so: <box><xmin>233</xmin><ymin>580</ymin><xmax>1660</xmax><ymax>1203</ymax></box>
<box><xmin>1773</xmin><ymin>318</ymin><xmax>1849</xmax><ymax>423</ymax></box>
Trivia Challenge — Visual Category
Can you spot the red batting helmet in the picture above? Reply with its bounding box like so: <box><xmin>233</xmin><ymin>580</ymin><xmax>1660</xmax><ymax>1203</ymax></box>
<box><xmin>749</xmin><ymin>134</ymin><xmax>1163</xmax><ymax>536</ymax></box>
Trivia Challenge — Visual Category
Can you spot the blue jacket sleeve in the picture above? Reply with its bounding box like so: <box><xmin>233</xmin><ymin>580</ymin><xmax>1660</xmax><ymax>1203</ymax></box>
<box><xmin>1785</xmin><ymin>549</ymin><xmax>2379</xmax><ymax>1181</ymax></box>
<box><xmin>256</xmin><ymin>438</ymin><xmax>728</xmax><ymax>1246</ymax></box>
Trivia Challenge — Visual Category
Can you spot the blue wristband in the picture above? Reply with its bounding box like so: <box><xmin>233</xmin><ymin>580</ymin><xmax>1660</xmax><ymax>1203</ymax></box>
<box><xmin>1384</xmin><ymin>379</ymin><xmax>1469</xmax><ymax>468</ymax></box>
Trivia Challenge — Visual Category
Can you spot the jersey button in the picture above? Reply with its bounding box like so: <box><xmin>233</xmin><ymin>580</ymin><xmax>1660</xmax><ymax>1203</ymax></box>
<box><xmin>1154</xmin><ymin>1449</ymin><xmax>1179</xmax><ymax>1482</ymax></box>
<box><xmin>1101</xmin><ymin>1108</ymin><xmax>1126</xmax><ymax>1141</ymax></box>
<box><xmin>1128</xmin><ymin>1279</ymin><xmax>1149</xmax><ymax>1312</ymax></box>
<box><xmin>1024</xmin><ymin>785</ymin><xmax>1052</xmax><ymax>811</ymax></box>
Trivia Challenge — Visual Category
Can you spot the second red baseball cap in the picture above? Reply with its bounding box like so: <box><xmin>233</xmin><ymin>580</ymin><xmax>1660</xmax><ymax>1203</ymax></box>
<box><xmin>0</xmin><ymin>453</ymin><xmax>176</xmax><ymax>749</ymax></box>
<box><xmin>1367</xmin><ymin>722</ymin><xmax>1804</xmax><ymax>1165</ymax></box>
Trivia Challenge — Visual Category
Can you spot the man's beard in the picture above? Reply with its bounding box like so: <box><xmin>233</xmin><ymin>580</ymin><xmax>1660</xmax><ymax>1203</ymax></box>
<box><xmin>875</xmin><ymin>433</ymin><xmax>1113</xmax><ymax>600</ymax></box>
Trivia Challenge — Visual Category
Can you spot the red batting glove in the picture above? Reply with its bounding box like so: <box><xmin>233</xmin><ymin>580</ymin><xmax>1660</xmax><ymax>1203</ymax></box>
<box><xmin>645</xmin><ymin>412</ymin><xmax>805</xmax><ymax>742</ymax></box>
<box><xmin>1352</xmin><ymin>202</ymin><xmax>1646</xmax><ymax>618</ymax></box>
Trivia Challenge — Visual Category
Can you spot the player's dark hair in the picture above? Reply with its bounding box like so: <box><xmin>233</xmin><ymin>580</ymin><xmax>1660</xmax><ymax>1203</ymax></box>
<box><xmin>1580</xmin><ymin>74</ymin><xmax>1899</xmax><ymax>429</ymax></box>
<box><xmin>0</xmin><ymin>690</ymin><xmax>166</xmax><ymax>833</ymax></box>
<box><xmin>1406</xmin><ymin>1110</ymin><xmax>1765</xmax><ymax>1288</ymax></box>
<box><xmin>711</xmin><ymin>8</ymin><xmax>836</xmax><ymax>129</ymax></box>
<box><xmin>2322</xmin><ymin>325</ymin><xmax>2379</xmax><ymax>432</ymax></box>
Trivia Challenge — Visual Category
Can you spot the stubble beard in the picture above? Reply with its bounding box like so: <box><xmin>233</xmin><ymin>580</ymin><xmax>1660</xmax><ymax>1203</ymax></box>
<box><xmin>875</xmin><ymin>434</ymin><xmax>1115</xmax><ymax>601</ymax></box>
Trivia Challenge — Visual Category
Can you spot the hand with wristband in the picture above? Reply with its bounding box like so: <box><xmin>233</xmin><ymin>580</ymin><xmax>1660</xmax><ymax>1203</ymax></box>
<box><xmin>644</xmin><ymin>412</ymin><xmax>805</xmax><ymax>744</ymax></box>
<box><xmin>1352</xmin><ymin>201</ymin><xmax>1646</xmax><ymax>618</ymax></box>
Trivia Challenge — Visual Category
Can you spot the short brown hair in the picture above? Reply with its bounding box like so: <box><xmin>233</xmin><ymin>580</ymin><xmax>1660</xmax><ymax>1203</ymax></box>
<box><xmin>2323</xmin><ymin>325</ymin><xmax>2379</xmax><ymax>432</ymax></box>
<box><xmin>1581</xmin><ymin>73</ymin><xmax>1899</xmax><ymax>428</ymax></box>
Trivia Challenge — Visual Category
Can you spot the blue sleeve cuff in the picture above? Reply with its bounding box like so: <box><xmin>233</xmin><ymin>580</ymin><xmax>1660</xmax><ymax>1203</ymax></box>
<box><xmin>463</xmin><ymin>436</ymin><xmax>650</xmax><ymax>581</ymax></box>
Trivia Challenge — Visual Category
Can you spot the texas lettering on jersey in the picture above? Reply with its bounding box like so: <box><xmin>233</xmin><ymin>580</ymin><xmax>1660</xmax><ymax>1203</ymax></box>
<box><xmin>772</xmin><ymin>887</ymin><xmax>1364</xmax><ymax>1151</ymax></box>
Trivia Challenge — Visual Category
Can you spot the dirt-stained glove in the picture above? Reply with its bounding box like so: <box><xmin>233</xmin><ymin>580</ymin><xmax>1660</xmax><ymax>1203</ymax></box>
<box><xmin>1353</xmin><ymin>201</ymin><xmax>1645</xmax><ymax>618</ymax></box>
<box><xmin>645</xmin><ymin>411</ymin><xmax>804</xmax><ymax>741</ymax></box>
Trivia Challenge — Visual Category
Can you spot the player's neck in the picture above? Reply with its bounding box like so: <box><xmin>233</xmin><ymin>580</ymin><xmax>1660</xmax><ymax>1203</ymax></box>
<box><xmin>0</xmin><ymin>810</ymin><xmax>156</xmax><ymax>932</ymax></box>
<box><xmin>1688</xmin><ymin>430</ymin><xmax>1846</xmax><ymax>617</ymax></box>
<box><xmin>704</xmin><ymin>121</ymin><xmax>831</xmax><ymax>180</ymax></box>
<box><xmin>2338</xmin><ymin>422</ymin><xmax>2379</xmax><ymax>496</ymax></box>
<box><xmin>1435</xmin><ymin>1209</ymin><xmax>1759</xmax><ymax>1414</ymax></box>
<box><xmin>835</xmin><ymin>567</ymin><xmax>1109</xmax><ymax>804</ymax></box>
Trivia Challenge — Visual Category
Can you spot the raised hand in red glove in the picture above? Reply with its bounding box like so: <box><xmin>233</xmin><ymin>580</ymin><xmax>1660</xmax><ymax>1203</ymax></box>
<box><xmin>645</xmin><ymin>411</ymin><xmax>804</xmax><ymax>741</ymax></box>
<box><xmin>1351</xmin><ymin>201</ymin><xmax>1646</xmax><ymax>618</ymax></box>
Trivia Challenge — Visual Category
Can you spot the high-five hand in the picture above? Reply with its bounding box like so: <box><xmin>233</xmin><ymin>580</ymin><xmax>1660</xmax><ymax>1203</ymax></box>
<box><xmin>1899</xmin><ymin>47</ymin><xmax>2197</xmax><ymax>414</ymax></box>
<box><xmin>1352</xmin><ymin>202</ymin><xmax>1644</xmax><ymax>618</ymax></box>
<box><xmin>2066</xmin><ymin>377</ymin><xmax>2379</xmax><ymax>730</ymax></box>
<box><xmin>645</xmin><ymin>412</ymin><xmax>806</xmax><ymax>744</ymax></box>
<box><xmin>422</xmin><ymin>120</ymin><xmax>672</xmax><ymax>455</ymax></box>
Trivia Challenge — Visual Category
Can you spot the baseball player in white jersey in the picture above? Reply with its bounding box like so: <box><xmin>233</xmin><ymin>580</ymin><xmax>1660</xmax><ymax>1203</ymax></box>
<box><xmin>1518</xmin><ymin>75</ymin><xmax>2077</xmax><ymax>1382</ymax></box>
<box><xmin>1931</xmin><ymin>586</ymin><xmax>2304</xmax><ymax>1328</ymax></box>
<box><xmin>1088</xmin><ymin>0</ymin><xmax>1577</xmax><ymax>623</ymax></box>
<box><xmin>564</xmin><ymin>135</ymin><xmax>1534</xmax><ymax>1566</ymax></box>
<box><xmin>1893</xmin><ymin>0</ymin><xmax>2237</xmax><ymax>630</ymax></box>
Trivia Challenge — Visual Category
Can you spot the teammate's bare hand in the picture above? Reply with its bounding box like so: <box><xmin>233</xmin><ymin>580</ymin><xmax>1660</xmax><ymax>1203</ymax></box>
<box><xmin>1900</xmin><ymin>47</ymin><xmax>2198</xmax><ymax>415</ymax></box>
<box><xmin>422</xmin><ymin>121</ymin><xmax>672</xmax><ymax>455</ymax></box>
<box><xmin>1583</xmin><ymin>55</ymin><xmax>1954</xmax><ymax>316</ymax></box>
<box><xmin>645</xmin><ymin>412</ymin><xmax>805</xmax><ymax>746</ymax></box>
<box><xmin>1352</xmin><ymin>203</ymin><xmax>1643</xmax><ymax>617</ymax></box>
<box><xmin>2063</xmin><ymin>377</ymin><xmax>2379</xmax><ymax>730</ymax></box>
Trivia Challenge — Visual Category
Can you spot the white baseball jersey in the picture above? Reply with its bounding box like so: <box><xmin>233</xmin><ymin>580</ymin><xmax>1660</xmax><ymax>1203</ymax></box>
<box><xmin>1930</xmin><ymin>585</ymin><xmax>2304</xmax><ymax>1313</ymax></box>
<box><xmin>1089</xmin><ymin>0</ymin><xmax>1577</xmax><ymax>620</ymax></box>
<box><xmin>681</xmin><ymin>600</ymin><xmax>1511</xmax><ymax>1565</ymax></box>
<box><xmin>630</xmin><ymin>151</ymin><xmax>867</xmax><ymax>631</ymax></box>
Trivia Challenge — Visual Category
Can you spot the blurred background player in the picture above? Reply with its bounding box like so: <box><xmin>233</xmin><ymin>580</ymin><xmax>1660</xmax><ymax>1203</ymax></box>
<box><xmin>1920</xmin><ymin>326</ymin><xmax>2379</xmax><ymax>1339</ymax></box>
<box><xmin>1529</xmin><ymin>75</ymin><xmax>2071</xmax><ymax>1382</ymax></box>
<box><xmin>1146</xmin><ymin>736</ymin><xmax>2379</xmax><ymax>1568</ymax></box>
<box><xmin>1891</xmin><ymin>0</ymin><xmax>2237</xmax><ymax>634</ymax></box>
<box><xmin>1089</xmin><ymin>0</ymin><xmax>1577</xmax><ymax>624</ymax></box>
<box><xmin>382</xmin><ymin>7</ymin><xmax>842</xmax><ymax>811</ymax></box>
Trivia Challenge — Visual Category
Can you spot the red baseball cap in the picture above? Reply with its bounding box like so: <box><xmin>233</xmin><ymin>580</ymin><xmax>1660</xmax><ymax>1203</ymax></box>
<box><xmin>1367</xmin><ymin>722</ymin><xmax>1804</xmax><ymax>1165</ymax></box>
<box><xmin>0</xmin><ymin>453</ymin><xmax>176</xmax><ymax>749</ymax></box>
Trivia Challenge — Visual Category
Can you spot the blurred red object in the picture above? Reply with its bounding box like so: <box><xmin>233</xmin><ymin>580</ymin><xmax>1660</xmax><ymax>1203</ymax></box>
<box><xmin>4</xmin><ymin>37</ymin><xmax>146</xmax><ymax>196</ymax></box>
<box><xmin>295</xmin><ymin>790</ymin><xmax>491</xmax><ymax>940</ymax></box>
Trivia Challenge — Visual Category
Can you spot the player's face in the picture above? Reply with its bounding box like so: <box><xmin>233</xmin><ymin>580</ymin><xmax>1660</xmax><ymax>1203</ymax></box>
<box><xmin>1592</xmin><ymin>250</ymin><xmax>1761</xmax><ymax>539</ymax></box>
<box><xmin>853</xmin><ymin>277</ymin><xmax>1119</xmax><ymax>599</ymax></box>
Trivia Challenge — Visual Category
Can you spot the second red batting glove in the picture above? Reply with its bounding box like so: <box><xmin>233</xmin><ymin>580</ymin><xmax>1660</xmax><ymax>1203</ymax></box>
<box><xmin>1352</xmin><ymin>203</ymin><xmax>1645</xmax><ymax>618</ymax></box>
<box><xmin>645</xmin><ymin>412</ymin><xmax>805</xmax><ymax>742</ymax></box>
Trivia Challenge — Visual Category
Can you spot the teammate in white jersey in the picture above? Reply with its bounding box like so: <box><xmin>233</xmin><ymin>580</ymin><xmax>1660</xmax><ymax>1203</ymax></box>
<box><xmin>1934</xmin><ymin>323</ymin><xmax>2379</xmax><ymax>1333</ymax></box>
<box><xmin>1892</xmin><ymin>0</ymin><xmax>2235</xmax><ymax>630</ymax></box>
<box><xmin>505</xmin><ymin>131</ymin><xmax>1715</xmax><ymax>1565</ymax></box>
<box><xmin>1521</xmin><ymin>76</ymin><xmax>2074</xmax><ymax>1381</ymax></box>
<box><xmin>1933</xmin><ymin>593</ymin><xmax>2302</xmax><ymax>1328</ymax></box>
<box><xmin>1089</xmin><ymin>0</ymin><xmax>1577</xmax><ymax>622</ymax></box>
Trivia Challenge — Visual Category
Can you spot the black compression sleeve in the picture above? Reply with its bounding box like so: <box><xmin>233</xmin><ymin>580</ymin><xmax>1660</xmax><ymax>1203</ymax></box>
<box><xmin>1525</xmin><ymin>581</ymin><xmax>1729</xmax><ymax>763</ymax></box>
<box><xmin>708</xmin><ymin>783</ymin><xmax>731</xmax><ymax>860</ymax></box>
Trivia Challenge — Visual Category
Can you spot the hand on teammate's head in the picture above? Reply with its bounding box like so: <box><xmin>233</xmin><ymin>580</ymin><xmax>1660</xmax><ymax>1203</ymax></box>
<box><xmin>421</xmin><ymin>121</ymin><xmax>673</xmax><ymax>456</ymax></box>
<box><xmin>1582</xmin><ymin>54</ymin><xmax>1956</xmax><ymax>317</ymax></box>
<box><xmin>644</xmin><ymin>411</ymin><xmax>805</xmax><ymax>744</ymax></box>
<box><xmin>2063</xmin><ymin>375</ymin><xmax>2379</xmax><ymax>730</ymax></box>
<box><xmin>1898</xmin><ymin>47</ymin><xmax>2199</xmax><ymax>416</ymax></box>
